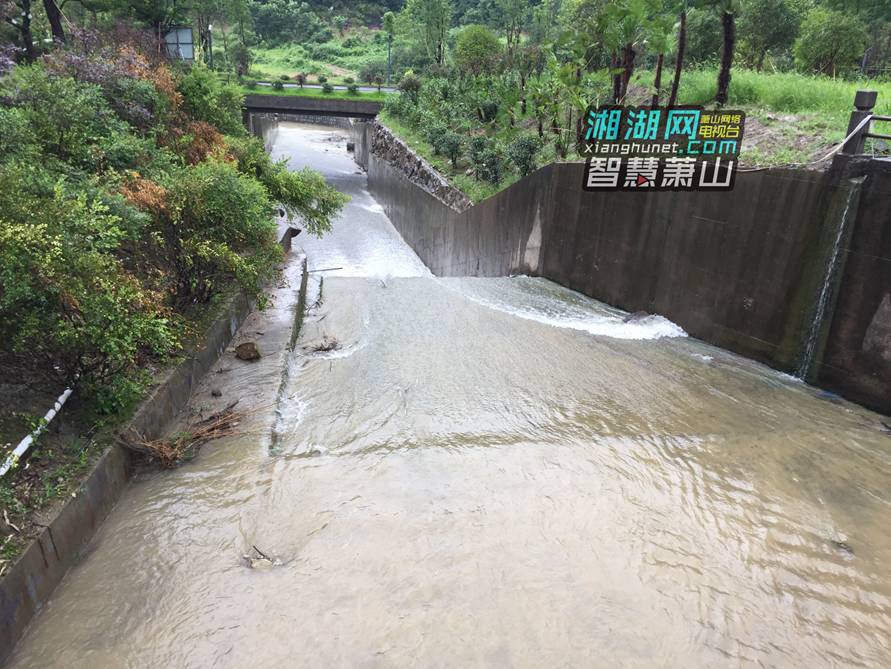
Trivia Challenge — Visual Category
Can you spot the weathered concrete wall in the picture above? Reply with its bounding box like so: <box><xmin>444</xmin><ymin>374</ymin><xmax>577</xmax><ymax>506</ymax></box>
<box><xmin>817</xmin><ymin>158</ymin><xmax>891</xmax><ymax>411</ymax></box>
<box><xmin>351</xmin><ymin>122</ymin><xmax>891</xmax><ymax>415</ymax></box>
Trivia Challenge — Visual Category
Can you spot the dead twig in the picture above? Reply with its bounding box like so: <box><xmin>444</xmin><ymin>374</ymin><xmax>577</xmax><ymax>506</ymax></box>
<box><xmin>120</xmin><ymin>401</ymin><xmax>249</xmax><ymax>468</ymax></box>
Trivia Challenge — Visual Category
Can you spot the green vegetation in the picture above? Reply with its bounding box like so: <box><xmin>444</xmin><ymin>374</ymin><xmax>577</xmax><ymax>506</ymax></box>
<box><xmin>0</xmin><ymin>12</ymin><xmax>348</xmax><ymax>559</ymax></box>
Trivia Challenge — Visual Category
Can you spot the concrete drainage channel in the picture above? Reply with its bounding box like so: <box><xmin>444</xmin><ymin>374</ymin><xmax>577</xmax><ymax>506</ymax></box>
<box><xmin>0</xmin><ymin>228</ymin><xmax>309</xmax><ymax>665</ymax></box>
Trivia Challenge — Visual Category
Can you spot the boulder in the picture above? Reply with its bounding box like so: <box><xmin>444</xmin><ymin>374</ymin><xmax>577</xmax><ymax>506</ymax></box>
<box><xmin>235</xmin><ymin>342</ymin><xmax>261</xmax><ymax>361</ymax></box>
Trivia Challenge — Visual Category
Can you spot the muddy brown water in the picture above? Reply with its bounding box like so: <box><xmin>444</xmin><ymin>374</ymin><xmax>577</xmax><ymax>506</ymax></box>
<box><xmin>8</xmin><ymin>122</ymin><xmax>891</xmax><ymax>668</ymax></box>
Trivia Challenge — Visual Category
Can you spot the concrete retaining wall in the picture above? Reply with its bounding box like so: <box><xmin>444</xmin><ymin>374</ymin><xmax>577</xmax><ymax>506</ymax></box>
<box><xmin>350</xmin><ymin>121</ymin><xmax>891</xmax><ymax>415</ymax></box>
<box><xmin>0</xmin><ymin>232</ymin><xmax>305</xmax><ymax>664</ymax></box>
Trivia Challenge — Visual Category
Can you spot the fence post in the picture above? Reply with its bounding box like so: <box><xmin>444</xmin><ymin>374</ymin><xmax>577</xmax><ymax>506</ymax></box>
<box><xmin>842</xmin><ymin>90</ymin><xmax>878</xmax><ymax>155</ymax></box>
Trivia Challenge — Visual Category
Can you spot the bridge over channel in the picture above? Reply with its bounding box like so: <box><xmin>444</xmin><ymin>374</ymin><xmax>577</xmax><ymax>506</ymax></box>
<box><xmin>243</xmin><ymin>93</ymin><xmax>382</xmax><ymax>120</ymax></box>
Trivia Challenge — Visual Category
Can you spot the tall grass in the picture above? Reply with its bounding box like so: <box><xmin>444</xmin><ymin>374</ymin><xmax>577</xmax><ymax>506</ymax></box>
<box><xmin>673</xmin><ymin>68</ymin><xmax>891</xmax><ymax>115</ymax></box>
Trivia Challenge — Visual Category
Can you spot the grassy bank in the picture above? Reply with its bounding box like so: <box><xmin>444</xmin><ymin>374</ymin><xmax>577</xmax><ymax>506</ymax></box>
<box><xmin>249</xmin><ymin>31</ymin><xmax>388</xmax><ymax>85</ymax></box>
<box><xmin>379</xmin><ymin>67</ymin><xmax>891</xmax><ymax>205</ymax></box>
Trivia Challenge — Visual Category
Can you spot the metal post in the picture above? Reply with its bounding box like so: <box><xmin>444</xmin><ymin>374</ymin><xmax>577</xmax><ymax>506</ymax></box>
<box><xmin>387</xmin><ymin>35</ymin><xmax>392</xmax><ymax>86</ymax></box>
<box><xmin>842</xmin><ymin>90</ymin><xmax>877</xmax><ymax>155</ymax></box>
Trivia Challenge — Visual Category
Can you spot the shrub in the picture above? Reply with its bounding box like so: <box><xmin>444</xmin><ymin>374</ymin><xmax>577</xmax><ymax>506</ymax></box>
<box><xmin>322</xmin><ymin>82</ymin><xmax>334</xmax><ymax>94</ymax></box>
<box><xmin>177</xmin><ymin>64</ymin><xmax>244</xmax><ymax>135</ymax></box>
<box><xmin>425</xmin><ymin>121</ymin><xmax>449</xmax><ymax>150</ymax></box>
<box><xmin>436</xmin><ymin>132</ymin><xmax>462</xmax><ymax>168</ymax></box>
<box><xmin>0</xmin><ymin>167</ymin><xmax>175</xmax><ymax>387</ymax></box>
<box><xmin>480</xmin><ymin>149</ymin><xmax>502</xmax><ymax>185</ymax></box>
<box><xmin>168</xmin><ymin>159</ymin><xmax>281</xmax><ymax>302</ymax></box>
<box><xmin>224</xmin><ymin>135</ymin><xmax>348</xmax><ymax>235</ymax></box>
<box><xmin>346</xmin><ymin>84</ymin><xmax>359</xmax><ymax>95</ymax></box>
<box><xmin>1</xmin><ymin>65</ymin><xmax>118</xmax><ymax>167</ymax></box>
<box><xmin>317</xmin><ymin>74</ymin><xmax>328</xmax><ymax>83</ymax></box>
<box><xmin>468</xmin><ymin>136</ymin><xmax>489</xmax><ymax>166</ymax></box>
<box><xmin>455</xmin><ymin>25</ymin><xmax>502</xmax><ymax>76</ymax></box>
<box><xmin>245</xmin><ymin>80</ymin><xmax>258</xmax><ymax>89</ymax></box>
<box><xmin>507</xmin><ymin>136</ymin><xmax>541</xmax><ymax>177</ymax></box>
<box><xmin>272</xmin><ymin>80</ymin><xmax>285</xmax><ymax>90</ymax></box>
<box><xmin>279</xmin><ymin>74</ymin><xmax>290</xmax><ymax>81</ymax></box>
<box><xmin>359</xmin><ymin>58</ymin><xmax>388</xmax><ymax>85</ymax></box>
<box><xmin>399</xmin><ymin>72</ymin><xmax>422</xmax><ymax>100</ymax></box>
<box><xmin>344</xmin><ymin>76</ymin><xmax>355</xmax><ymax>84</ymax></box>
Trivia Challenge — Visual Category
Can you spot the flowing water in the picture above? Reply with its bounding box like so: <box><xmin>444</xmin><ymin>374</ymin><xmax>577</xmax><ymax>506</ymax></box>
<box><xmin>9</xmin><ymin>122</ymin><xmax>891</xmax><ymax>668</ymax></box>
<box><xmin>797</xmin><ymin>177</ymin><xmax>865</xmax><ymax>381</ymax></box>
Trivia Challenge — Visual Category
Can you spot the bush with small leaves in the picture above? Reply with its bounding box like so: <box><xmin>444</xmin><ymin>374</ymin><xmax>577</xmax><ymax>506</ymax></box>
<box><xmin>317</xmin><ymin>74</ymin><xmax>328</xmax><ymax>84</ymax></box>
<box><xmin>344</xmin><ymin>76</ymin><xmax>355</xmax><ymax>84</ymax></box>
<box><xmin>435</xmin><ymin>132</ymin><xmax>462</xmax><ymax>168</ymax></box>
<box><xmin>322</xmin><ymin>82</ymin><xmax>334</xmax><ymax>94</ymax></box>
<box><xmin>347</xmin><ymin>84</ymin><xmax>359</xmax><ymax>95</ymax></box>
<box><xmin>272</xmin><ymin>80</ymin><xmax>284</xmax><ymax>90</ymax></box>
<box><xmin>398</xmin><ymin>72</ymin><xmax>422</xmax><ymax>101</ymax></box>
<box><xmin>507</xmin><ymin>136</ymin><xmax>541</xmax><ymax>177</ymax></box>
<box><xmin>245</xmin><ymin>80</ymin><xmax>258</xmax><ymax>89</ymax></box>
<box><xmin>478</xmin><ymin>148</ymin><xmax>502</xmax><ymax>185</ymax></box>
<box><xmin>279</xmin><ymin>74</ymin><xmax>290</xmax><ymax>81</ymax></box>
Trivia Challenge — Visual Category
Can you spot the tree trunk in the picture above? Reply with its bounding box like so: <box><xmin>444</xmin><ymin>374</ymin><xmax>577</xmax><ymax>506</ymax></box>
<box><xmin>611</xmin><ymin>54</ymin><xmax>622</xmax><ymax>103</ymax></box>
<box><xmin>43</xmin><ymin>0</ymin><xmax>65</xmax><ymax>43</ymax></box>
<box><xmin>538</xmin><ymin>117</ymin><xmax>543</xmax><ymax>138</ymax></box>
<box><xmin>716</xmin><ymin>10</ymin><xmax>735</xmax><ymax>106</ymax></box>
<box><xmin>652</xmin><ymin>53</ymin><xmax>664</xmax><ymax>107</ymax></box>
<box><xmin>668</xmin><ymin>10</ymin><xmax>686</xmax><ymax>107</ymax></box>
<box><xmin>520</xmin><ymin>72</ymin><xmax>526</xmax><ymax>114</ymax></box>
<box><xmin>620</xmin><ymin>43</ymin><xmax>635</xmax><ymax>101</ymax></box>
<box><xmin>13</xmin><ymin>0</ymin><xmax>38</xmax><ymax>61</ymax></box>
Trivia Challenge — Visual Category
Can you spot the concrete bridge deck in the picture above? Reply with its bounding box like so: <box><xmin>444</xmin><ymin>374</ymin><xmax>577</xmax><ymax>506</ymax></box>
<box><xmin>243</xmin><ymin>93</ymin><xmax>381</xmax><ymax>119</ymax></box>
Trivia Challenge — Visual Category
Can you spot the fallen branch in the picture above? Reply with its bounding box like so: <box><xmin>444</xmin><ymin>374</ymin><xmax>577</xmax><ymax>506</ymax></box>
<box><xmin>120</xmin><ymin>401</ymin><xmax>245</xmax><ymax>468</ymax></box>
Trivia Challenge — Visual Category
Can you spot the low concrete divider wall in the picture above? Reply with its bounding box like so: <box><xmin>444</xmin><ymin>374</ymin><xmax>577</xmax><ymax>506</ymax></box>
<box><xmin>0</xmin><ymin>230</ymin><xmax>305</xmax><ymax>664</ymax></box>
<box><xmin>350</xmin><ymin>120</ymin><xmax>891</xmax><ymax>415</ymax></box>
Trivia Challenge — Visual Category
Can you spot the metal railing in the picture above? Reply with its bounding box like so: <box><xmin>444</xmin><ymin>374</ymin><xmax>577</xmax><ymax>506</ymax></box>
<box><xmin>842</xmin><ymin>90</ymin><xmax>891</xmax><ymax>155</ymax></box>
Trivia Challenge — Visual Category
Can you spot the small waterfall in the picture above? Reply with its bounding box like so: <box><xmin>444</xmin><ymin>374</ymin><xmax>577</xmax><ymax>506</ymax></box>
<box><xmin>797</xmin><ymin>178</ymin><xmax>864</xmax><ymax>380</ymax></box>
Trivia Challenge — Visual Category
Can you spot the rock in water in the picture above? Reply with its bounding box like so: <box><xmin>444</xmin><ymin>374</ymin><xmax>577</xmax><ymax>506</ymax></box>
<box><xmin>235</xmin><ymin>342</ymin><xmax>261</xmax><ymax>361</ymax></box>
<box><xmin>623</xmin><ymin>311</ymin><xmax>650</xmax><ymax>324</ymax></box>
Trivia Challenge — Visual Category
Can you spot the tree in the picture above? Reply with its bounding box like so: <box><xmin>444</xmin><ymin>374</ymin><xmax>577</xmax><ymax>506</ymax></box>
<box><xmin>333</xmin><ymin>14</ymin><xmax>346</xmax><ymax>36</ymax></box>
<box><xmin>793</xmin><ymin>7</ymin><xmax>868</xmax><ymax>76</ymax></box>
<box><xmin>383</xmin><ymin>10</ymin><xmax>395</xmax><ymax>84</ymax></box>
<box><xmin>699</xmin><ymin>0</ymin><xmax>739</xmax><ymax>106</ymax></box>
<box><xmin>454</xmin><ymin>24</ymin><xmax>502</xmax><ymax>76</ymax></box>
<box><xmin>685</xmin><ymin>7</ymin><xmax>722</xmax><ymax>63</ymax></box>
<box><xmin>737</xmin><ymin>0</ymin><xmax>799</xmax><ymax>70</ymax></box>
<box><xmin>601</xmin><ymin>0</ymin><xmax>658</xmax><ymax>103</ymax></box>
<box><xmin>647</xmin><ymin>14</ymin><xmax>675</xmax><ymax>106</ymax></box>
<box><xmin>667</xmin><ymin>9</ymin><xmax>686</xmax><ymax>107</ymax></box>
<box><xmin>404</xmin><ymin>0</ymin><xmax>451</xmax><ymax>66</ymax></box>
<box><xmin>496</xmin><ymin>0</ymin><xmax>527</xmax><ymax>68</ymax></box>
<box><xmin>43</xmin><ymin>0</ymin><xmax>65</xmax><ymax>43</ymax></box>
<box><xmin>507</xmin><ymin>136</ymin><xmax>541</xmax><ymax>176</ymax></box>
<box><xmin>1</xmin><ymin>0</ymin><xmax>37</xmax><ymax>61</ymax></box>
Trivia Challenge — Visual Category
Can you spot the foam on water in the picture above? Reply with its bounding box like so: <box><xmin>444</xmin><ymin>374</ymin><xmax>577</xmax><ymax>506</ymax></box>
<box><xmin>443</xmin><ymin>276</ymin><xmax>687</xmax><ymax>341</ymax></box>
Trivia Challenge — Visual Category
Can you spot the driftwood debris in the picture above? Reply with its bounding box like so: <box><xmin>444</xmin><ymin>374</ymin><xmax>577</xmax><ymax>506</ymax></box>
<box><xmin>121</xmin><ymin>401</ymin><xmax>242</xmax><ymax>468</ymax></box>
